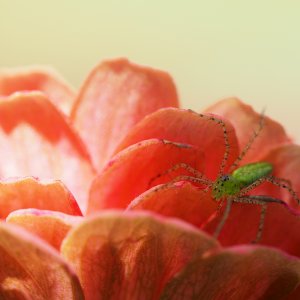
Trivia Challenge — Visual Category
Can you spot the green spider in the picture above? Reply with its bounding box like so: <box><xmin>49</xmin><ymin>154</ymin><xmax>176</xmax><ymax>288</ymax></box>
<box><xmin>151</xmin><ymin>110</ymin><xmax>300</xmax><ymax>243</ymax></box>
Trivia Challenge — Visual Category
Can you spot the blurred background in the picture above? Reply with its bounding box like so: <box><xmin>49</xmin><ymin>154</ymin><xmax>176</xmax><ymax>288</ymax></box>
<box><xmin>1</xmin><ymin>0</ymin><xmax>300</xmax><ymax>140</ymax></box>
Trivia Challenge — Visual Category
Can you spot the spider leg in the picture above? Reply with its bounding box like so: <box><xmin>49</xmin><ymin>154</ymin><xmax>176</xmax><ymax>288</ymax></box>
<box><xmin>238</xmin><ymin>177</ymin><xmax>267</xmax><ymax>196</ymax></box>
<box><xmin>236</xmin><ymin>194</ymin><xmax>293</xmax><ymax>244</ymax></box>
<box><xmin>235</xmin><ymin>174</ymin><xmax>300</xmax><ymax>206</ymax></box>
<box><xmin>239</xmin><ymin>194</ymin><xmax>299</xmax><ymax>215</ymax></box>
<box><xmin>188</xmin><ymin>110</ymin><xmax>231</xmax><ymax>176</ymax></box>
<box><xmin>200</xmin><ymin>198</ymin><xmax>225</xmax><ymax>229</ymax></box>
<box><xmin>170</xmin><ymin>175</ymin><xmax>212</xmax><ymax>189</ymax></box>
<box><xmin>213</xmin><ymin>197</ymin><xmax>233</xmax><ymax>239</ymax></box>
<box><xmin>229</xmin><ymin>111</ymin><xmax>265</xmax><ymax>172</ymax></box>
<box><xmin>254</xmin><ymin>203</ymin><xmax>267</xmax><ymax>244</ymax></box>
<box><xmin>266</xmin><ymin>175</ymin><xmax>300</xmax><ymax>205</ymax></box>
<box><xmin>148</xmin><ymin>163</ymin><xmax>212</xmax><ymax>187</ymax></box>
<box><xmin>149</xmin><ymin>112</ymin><xmax>231</xmax><ymax>187</ymax></box>
<box><xmin>239</xmin><ymin>195</ymin><xmax>285</xmax><ymax>204</ymax></box>
<box><xmin>200</xmin><ymin>114</ymin><xmax>230</xmax><ymax>176</ymax></box>
<box><xmin>233</xmin><ymin>196</ymin><xmax>268</xmax><ymax>244</ymax></box>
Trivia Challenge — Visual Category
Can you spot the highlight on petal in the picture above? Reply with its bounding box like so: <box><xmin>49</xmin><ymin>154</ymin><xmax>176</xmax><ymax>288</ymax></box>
<box><xmin>88</xmin><ymin>139</ymin><xmax>204</xmax><ymax>213</ymax></box>
<box><xmin>116</xmin><ymin>108</ymin><xmax>239</xmax><ymax>179</ymax></box>
<box><xmin>0</xmin><ymin>66</ymin><xmax>75</xmax><ymax>114</ymax></box>
<box><xmin>128</xmin><ymin>181</ymin><xmax>217</xmax><ymax>228</ymax></box>
<box><xmin>0</xmin><ymin>177</ymin><xmax>82</xmax><ymax>219</ymax></box>
<box><xmin>203</xmin><ymin>97</ymin><xmax>291</xmax><ymax>164</ymax></box>
<box><xmin>71</xmin><ymin>58</ymin><xmax>179</xmax><ymax>171</ymax></box>
<box><xmin>7</xmin><ymin>209</ymin><xmax>82</xmax><ymax>250</ymax></box>
<box><xmin>0</xmin><ymin>92</ymin><xmax>95</xmax><ymax>213</ymax></box>
<box><xmin>61</xmin><ymin>211</ymin><xmax>300</xmax><ymax>300</ymax></box>
<box><xmin>0</xmin><ymin>222</ymin><xmax>84</xmax><ymax>299</ymax></box>
<box><xmin>61</xmin><ymin>211</ymin><xmax>218</xmax><ymax>300</ymax></box>
<box><xmin>161</xmin><ymin>246</ymin><xmax>300</xmax><ymax>299</ymax></box>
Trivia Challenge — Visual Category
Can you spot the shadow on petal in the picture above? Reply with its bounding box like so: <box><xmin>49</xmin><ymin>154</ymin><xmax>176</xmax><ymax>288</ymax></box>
<box><xmin>62</xmin><ymin>211</ymin><xmax>300</xmax><ymax>300</ymax></box>
<box><xmin>0</xmin><ymin>92</ymin><xmax>95</xmax><ymax>212</ymax></box>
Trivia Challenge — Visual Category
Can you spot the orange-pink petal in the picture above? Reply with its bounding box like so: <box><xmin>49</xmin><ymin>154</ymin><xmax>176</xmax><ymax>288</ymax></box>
<box><xmin>203</xmin><ymin>97</ymin><xmax>291</xmax><ymax>164</ymax></box>
<box><xmin>116</xmin><ymin>108</ymin><xmax>239</xmax><ymax>179</ymax></box>
<box><xmin>0</xmin><ymin>92</ymin><xmax>95</xmax><ymax>213</ymax></box>
<box><xmin>88</xmin><ymin>139</ymin><xmax>204</xmax><ymax>213</ymax></box>
<box><xmin>204</xmin><ymin>200</ymin><xmax>300</xmax><ymax>257</ymax></box>
<box><xmin>262</xmin><ymin>144</ymin><xmax>300</xmax><ymax>211</ymax></box>
<box><xmin>61</xmin><ymin>211</ymin><xmax>218</xmax><ymax>299</ymax></box>
<box><xmin>0</xmin><ymin>66</ymin><xmax>75</xmax><ymax>114</ymax></box>
<box><xmin>0</xmin><ymin>177</ymin><xmax>82</xmax><ymax>219</ymax></box>
<box><xmin>71</xmin><ymin>58</ymin><xmax>179</xmax><ymax>171</ymax></box>
<box><xmin>61</xmin><ymin>211</ymin><xmax>300</xmax><ymax>299</ymax></box>
<box><xmin>161</xmin><ymin>245</ymin><xmax>300</xmax><ymax>299</ymax></box>
<box><xmin>128</xmin><ymin>181</ymin><xmax>217</xmax><ymax>228</ymax></box>
<box><xmin>7</xmin><ymin>209</ymin><xmax>82</xmax><ymax>250</ymax></box>
<box><xmin>0</xmin><ymin>222</ymin><xmax>83</xmax><ymax>299</ymax></box>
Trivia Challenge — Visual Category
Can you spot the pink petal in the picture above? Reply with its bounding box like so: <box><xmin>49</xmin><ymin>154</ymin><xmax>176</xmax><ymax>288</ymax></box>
<box><xmin>116</xmin><ymin>108</ymin><xmax>239</xmax><ymax>179</ymax></box>
<box><xmin>262</xmin><ymin>144</ymin><xmax>300</xmax><ymax>211</ymax></box>
<box><xmin>61</xmin><ymin>211</ymin><xmax>300</xmax><ymax>299</ymax></box>
<box><xmin>204</xmin><ymin>200</ymin><xmax>300</xmax><ymax>257</ymax></box>
<box><xmin>203</xmin><ymin>97</ymin><xmax>291</xmax><ymax>164</ymax></box>
<box><xmin>7</xmin><ymin>209</ymin><xmax>82</xmax><ymax>250</ymax></box>
<box><xmin>0</xmin><ymin>66</ymin><xmax>75</xmax><ymax>114</ymax></box>
<box><xmin>71</xmin><ymin>58</ymin><xmax>179</xmax><ymax>171</ymax></box>
<box><xmin>128</xmin><ymin>181</ymin><xmax>217</xmax><ymax>228</ymax></box>
<box><xmin>206</xmin><ymin>144</ymin><xmax>300</xmax><ymax>256</ymax></box>
<box><xmin>0</xmin><ymin>222</ymin><xmax>83</xmax><ymax>299</ymax></box>
<box><xmin>161</xmin><ymin>245</ymin><xmax>300</xmax><ymax>299</ymax></box>
<box><xmin>61</xmin><ymin>211</ymin><xmax>218</xmax><ymax>299</ymax></box>
<box><xmin>88</xmin><ymin>139</ymin><xmax>204</xmax><ymax>213</ymax></box>
<box><xmin>0</xmin><ymin>92</ymin><xmax>95</xmax><ymax>213</ymax></box>
<box><xmin>0</xmin><ymin>177</ymin><xmax>82</xmax><ymax>219</ymax></box>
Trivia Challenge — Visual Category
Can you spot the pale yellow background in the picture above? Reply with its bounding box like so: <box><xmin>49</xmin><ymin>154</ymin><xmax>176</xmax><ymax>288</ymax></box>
<box><xmin>1</xmin><ymin>0</ymin><xmax>300</xmax><ymax>140</ymax></box>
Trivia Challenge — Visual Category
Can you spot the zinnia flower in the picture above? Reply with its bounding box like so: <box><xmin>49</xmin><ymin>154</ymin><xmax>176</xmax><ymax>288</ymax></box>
<box><xmin>0</xmin><ymin>58</ymin><xmax>299</xmax><ymax>299</ymax></box>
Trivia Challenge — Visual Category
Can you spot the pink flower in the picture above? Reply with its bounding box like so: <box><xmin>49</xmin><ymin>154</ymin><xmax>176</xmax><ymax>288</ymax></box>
<box><xmin>0</xmin><ymin>58</ymin><xmax>299</xmax><ymax>299</ymax></box>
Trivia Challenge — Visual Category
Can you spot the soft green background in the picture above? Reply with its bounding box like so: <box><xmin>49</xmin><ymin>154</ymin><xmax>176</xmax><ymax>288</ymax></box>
<box><xmin>1</xmin><ymin>0</ymin><xmax>300</xmax><ymax>140</ymax></box>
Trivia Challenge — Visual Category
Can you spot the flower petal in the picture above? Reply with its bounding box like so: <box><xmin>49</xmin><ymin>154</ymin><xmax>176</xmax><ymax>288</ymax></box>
<box><xmin>262</xmin><ymin>144</ymin><xmax>300</xmax><ymax>211</ymax></box>
<box><xmin>0</xmin><ymin>92</ymin><xmax>95</xmax><ymax>213</ymax></box>
<box><xmin>128</xmin><ymin>181</ymin><xmax>217</xmax><ymax>228</ymax></box>
<box><xmin>116</xmin><ymin>108</ymin><xmax>239</xmax><ymax>179</ymax></box>
<box><xmin>71</xmin><ymin>58</ymin><xmax>179</xmax><ymax>171</ymax></box>
<box><xmin>161</xmin><ymin>246</ymin><xmax>300</xmax><ymax>299</ymax></box>
<box><xmin>0</xmin><ymin>66</ymin><xmax>75</xmax><ymax>114</ymax></box>
<box><xmin>204</xmin><ymin>200</ymin><xmax>300</xmax><ymax>257</ymax></box>
<box><xmin>88</xmin><ymin>139</ymin><xmax>204</xmax><ymax>213</ymax></box>
<box><xmin>61</xmin><ymin>211</ymin><xmax>218</xmax><ymax>300</ymax></box>
<box><xmin>7</xmin><ymin>209</ymin><xmax>82</xmax><ymax>250</ymax></box>
<box><xmin>0</xmin><ymin>177</ymin><xmax>82</xmax><ymax>219</ymax></box>
<box><xmin>203</xmin><ymin>97</ymin><xmax>291</xmax><ymax>164</ymax></box>
<box><xmin>61</xmin><ymin>211</ymin><xmax>300</xmax><ymax>299</ymax></box>
<box><xmin>0</xmin><ymin>222</ymin><xmax>84</xmax><ymax>299</ymax></box>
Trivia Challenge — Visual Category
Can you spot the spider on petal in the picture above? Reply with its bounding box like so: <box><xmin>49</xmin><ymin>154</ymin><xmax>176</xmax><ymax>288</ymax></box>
<box><xmin>150</xmin><ymin>110</ymin><xmax>300</xmax><ymax>243</ymax></box>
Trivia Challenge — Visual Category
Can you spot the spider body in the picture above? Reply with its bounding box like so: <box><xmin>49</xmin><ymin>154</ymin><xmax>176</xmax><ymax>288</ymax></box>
<box><xmin>150</xmin><ymin>111</ymin><xmax>299</xmax><ymax>243</ymax></box>
<box><xmin>212</xmin><ymin>162</ymin><xmax>273</xmax><ymax>200</ymax></box>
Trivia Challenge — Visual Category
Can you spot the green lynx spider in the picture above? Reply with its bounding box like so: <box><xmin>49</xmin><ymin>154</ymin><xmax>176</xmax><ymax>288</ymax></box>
<box><xmin>152</xmin><ymin>110</ymin><xmax>300</xmax><ymax>243</ymax></box>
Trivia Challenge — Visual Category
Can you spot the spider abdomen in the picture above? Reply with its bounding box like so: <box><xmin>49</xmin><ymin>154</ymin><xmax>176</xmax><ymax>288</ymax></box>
<box><xmin>232</xmin><ymin>162</ymin><xmax>273</xmax><ymax>187</ymax></box>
